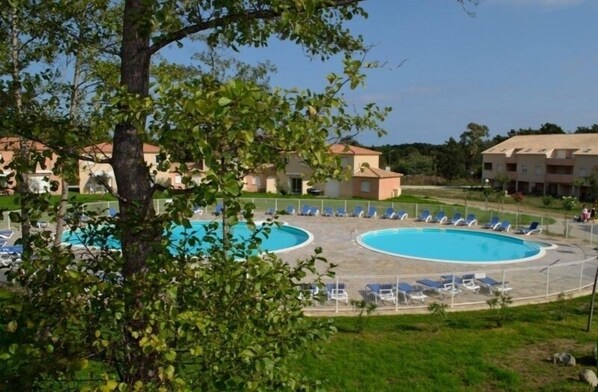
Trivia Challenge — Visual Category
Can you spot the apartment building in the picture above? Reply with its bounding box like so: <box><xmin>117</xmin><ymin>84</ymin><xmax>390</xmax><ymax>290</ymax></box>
<box><xmin>481</xmin><ymin>134</ymin><xmax>598</xmax><ymax>198</ymax></box>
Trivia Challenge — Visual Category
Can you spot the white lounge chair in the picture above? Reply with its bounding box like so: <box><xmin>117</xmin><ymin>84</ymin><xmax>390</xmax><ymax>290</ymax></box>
<box><xmin>443</xmin><ymin>274</ymin><xmax>480</xmax><ymax>294</ymax></box>
<box><xmin>475</xmin><ymin>274</ymin><xmax>512</xmax><ymax>295</ymax></box>
<box><xmin>515</xmin><ymin>221</ymin><xmax>542</xmax><ymax>235</ymax></box>
<box><xmin>397</xmin><ymin>282</ymin><xmax>428</xmax><ymax>304</ymax></box>
<box><xmin>326</xmin><ymin>283</ymin><xmax>349</xmax><ymax>304</ymax></box>
<box><xmin>392</xmin><ymin>210</ymin><xmax>408</xmax><ymax>220</ymax></box>
<box><xmin>366</xmin><ymin>283</ymin><xmax>397</xmax><ymax>304</ymax></box>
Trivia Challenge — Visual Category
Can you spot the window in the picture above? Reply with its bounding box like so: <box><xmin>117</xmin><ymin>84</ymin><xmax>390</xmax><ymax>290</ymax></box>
<box><xmin>360</xmin><ymin>181</ymin><xmax>370</xmax><ymax>193</ymax></box>
<box><xmin>579</xmin><ymin>167</ymin><xmax>587</xmax><ymax>177</ymax></box>
<box><xmin>175</xmin><ymin>176</ymin><xmax>182</xmax><ymax>184</ymax></box>
<box><xmin>535</xmin><ymin>166</ymin><xmax>541</xmax><ymax>176</ymax></box>
<box><xmin>291</xmin><ymin>178</ymin><xmax>302</xmax><ymax>194</ymax></box>
<box><xmin>483</xmin><ymin>162</ymin><xmax>493</xmax><ymax>170</ymax></box>
<box><xmin>521</xmin><ymin>165</ymin><xmax>527</xmax><ymax>175</ymax></box>
<box><xmin>497</xmin><ymin>164</ymin><xmax>503</xmax><ymax>172</ymax></box>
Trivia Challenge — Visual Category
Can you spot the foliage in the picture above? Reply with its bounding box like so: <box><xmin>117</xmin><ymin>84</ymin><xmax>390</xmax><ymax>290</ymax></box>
<box><xmin>486</xmin><ymin>292</ymin><xmax>513</xmax><ymax>328</ymax></box>
<box><xmin>349</xmin><ymin>299</ymin><xmax>377</xmax><ymax>333</ymax></box>
<box><xmin>427</xmin><ymin>301</ymin><xmax>448</xmax><ymax>332</ymax></box>
<box><xmin>542</xmin><ymin>195</ymin><xmax>554</xmax><ymax>207</ymax></box>
<box><xmin>562</xmin><ymin>196</ymin><xmax>578</xmax><ymax>212</ymax></box>
<box><xmin>0</xmin><ymin>0</ymin><xmax>394</xmax><ymax>390</ymax></box>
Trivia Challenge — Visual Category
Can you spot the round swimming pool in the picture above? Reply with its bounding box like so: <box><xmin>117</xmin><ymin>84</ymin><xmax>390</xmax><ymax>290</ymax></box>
<box><xmin>357</xmin><ymin>227</ymin><xmax>548</xmax><ymax>264</ymax></box>
<box><xmin>62</xmin><ymin>220</ymin><xmax>313</xmax><ymax>255</ymax></box>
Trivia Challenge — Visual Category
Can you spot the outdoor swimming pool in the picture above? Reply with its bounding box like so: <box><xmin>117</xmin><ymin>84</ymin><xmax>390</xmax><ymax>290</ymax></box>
<box><xmin>62</xmin><ymin>220</ymin><xmax>313</xmax><ymax>255</ymax></box>
<box><xmin>357</xmin><ymin>227</ymin><xmax>549</xmax><ymax>263</ymax></box>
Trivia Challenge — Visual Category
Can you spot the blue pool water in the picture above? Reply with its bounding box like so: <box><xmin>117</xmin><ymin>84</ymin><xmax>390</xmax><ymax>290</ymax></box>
<box><xmin>62</xmin><ymin>221</ymin><xmax>312</xmax><ymax>255</ymax></box>
<box><xmin>357</xmin><ymin>228</ymin><xmax>546</xmax><ymax>263</ymax></box>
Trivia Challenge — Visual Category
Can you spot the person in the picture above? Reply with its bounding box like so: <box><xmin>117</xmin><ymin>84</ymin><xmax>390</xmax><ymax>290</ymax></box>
<box><xmin>580</xmin><ymin>205</ymin><xmax>590</xmax><ymax>222</ymax></box>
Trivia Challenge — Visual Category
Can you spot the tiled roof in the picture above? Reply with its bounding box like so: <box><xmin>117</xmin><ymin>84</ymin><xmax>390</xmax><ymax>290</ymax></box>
<box><xmin>483</xmin><ymin>134</ymin><xmax>598</xmax><ymax>156</ymax></box>
<box><xmin>329</xmin><ymin>144</ymin><xmax>381</xmax><ymax>156</ymax></box>
<box><xmin>353</xmin><ymin>166</ymin><xmax>402</xmax><ymax>179</ymax></box>
<box><xmin>83</xmin><ymin>142</ymin><xmax>160</xmax><ymax>154</ymax></box>
<box><xmin>0</xmin><ymin>137</ymin><xmax>49</xmax><ymax>151</ymax></box>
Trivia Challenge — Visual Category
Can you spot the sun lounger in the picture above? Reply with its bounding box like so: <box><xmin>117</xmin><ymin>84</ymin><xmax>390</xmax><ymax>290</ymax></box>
<box><xmin>285</xmin><ymin>206</ymin><xmax>295</xmax><ymax>215</ymax></box>
<box><xmin>431</xmin><ymin>211</ymin><xmax>447</xmax><ymax>224</ymax></box>
<box><xmin>350</xmin><ymin>206</ymin><xmax>364</xmax><ymax>218</ymax></box>
<box><xmin>475</xmin><ymin>275</ymin><xmax>513</xmax><ymax>295</ymax></box>
<box><xmin>397</xmin><ymin>282</ymin><xmax>428</xmax><ymax>304</ymax></box>
<box><xmin>0</xmin><ymin>230</ymin><xmax>14</xmax><ymax>239</ymax></box>
<box><xmin>442</xmin><ymin>274</ymin><xmax>480</xmax><ymax>293</ymax></box>
<box><xmin>482</xmin><ymin>216</ymin><xmax>501</xmax><ymax>230</ymax></box>
<box><xmin>417</xmin><ymin>278</ymin><xmax>461</xmax><ymax>297</ymax></box>
<box><xmin>366</xmin><ymin>283</ymin><xmax>397</xmax><ymax>304</ymax></box>
<box><xmin>445</xmin><ymin>213</ymin><xmax>463</xmax><ymax>226</ymax></box>
<box><xmin>299</xmin><ymin>205</ymin><xmax>311</xmax><ymax>216</ymax></box>
<box><xmin>515</xmin><ymin>221</ymin><xmax>542</xmax><ymax>235</ymax></box>
<box><xmin>381</xmin><ymin>207</ymin><xmax>395</xmax><ymax>219</ymax></box>
<box><xmin>0</xmin><ymin>245</ymin><xmax>23</xmax><ymax>267</ymax></box>
<box><xmin>308</xmin><ymin>207</ymin><xmax>319</xmax><ymax>216</ymax></box>
<box><xmin>458</xmin><ymin>214</ymin><xmax>478</xmax><ymax>227</ymax></box>
<box><xmin>415</xmin><ymin>209</ymin><xmax>431</xmax><ymax>223</ymax></box>
<box><xmin>364</xmin><ymin>206</ymin><xmax>377</xmax><ymax>218</ymax></box>
<box><xmin>392</xmin><ymin>210</ymin><xmax>408</xmax><ymax>220</ymax></box>
<box><xmin>494</xmin><ymin>220</ymin><xmax>511</xmax><ymax>232</ymax></box>
<box><xmin>326</xmin><ymin>282</ymin><xmax>349</xmax><ymax>304</ymax></box>
<box><xmin>322</xmin><ymin>207</ymin><xmax>335</xmax><ymax>217</ymax></box>
<box><xmin>336</xmin><ymin>207</ymin><xmax>348</xmax><ymax>217</ymax></box>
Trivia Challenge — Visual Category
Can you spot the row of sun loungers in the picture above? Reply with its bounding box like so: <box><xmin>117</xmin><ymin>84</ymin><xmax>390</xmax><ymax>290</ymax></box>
<box><xmin>266</xmin><ymin>206</ymin><xmax>541</xmax><ymax>235</ymax></box>
<box><xmin>310</xmin><ymin>275</ymin><xmax>513</xmax><ymax>306</ymax></box>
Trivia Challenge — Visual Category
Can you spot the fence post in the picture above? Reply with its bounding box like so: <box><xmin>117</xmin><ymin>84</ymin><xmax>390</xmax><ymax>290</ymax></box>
<box><xmin>395</xmin><ymin>275</ymin><xmax>399</xmax><ymax>312</ymax></box>
<box><xmin>545</xmin><ymin>266</ymin><xmax>550</xmax><ymax>298</ymax></box>
<box><xmin>335</xmin><ymin>276</ymin><xmax>339</xmax><ymax>314</ymax></box>
<box><xmin>580</xmin><ymin>260</ymin><xmax>586</xmax><ymax>292</ymax></box>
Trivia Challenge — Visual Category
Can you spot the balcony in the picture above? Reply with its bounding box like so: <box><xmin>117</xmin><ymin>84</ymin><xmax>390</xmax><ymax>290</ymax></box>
<box><xmin>544</xmin><ymin>173</ymin><xmax>574</xmax><ymax>183</ymax></box>
<box><xmin>545</xmin><ymin>158</ymin><xmax>574</xmax><ymax>166</ymax></box>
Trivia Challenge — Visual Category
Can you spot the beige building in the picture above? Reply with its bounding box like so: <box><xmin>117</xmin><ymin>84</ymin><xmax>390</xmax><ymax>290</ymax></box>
<box><xmin>0</xmin><ymin>137</ymin><xmax>63</xmax><ymax>195</ymax></box>
<box><xmin>482</xmin><ymin>134</ymin><xmax>598</xmax><ymax>198</ymax></box>
<box><xmin>270</xmin><ymin>144</ymin><xmax>402</xmax><ymax>200</ymax></box>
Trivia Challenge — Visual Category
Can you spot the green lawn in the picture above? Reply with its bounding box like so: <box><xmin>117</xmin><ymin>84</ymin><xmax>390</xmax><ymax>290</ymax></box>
<box><xmin>296</xmin><ymin>296</ymin><xmax>598</xmax><ymax>391</ymax></box>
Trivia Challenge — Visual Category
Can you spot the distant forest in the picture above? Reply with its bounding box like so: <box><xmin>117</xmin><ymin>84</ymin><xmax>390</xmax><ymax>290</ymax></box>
<box><xmin>361</xmin><ymin>123</ymin><xmax>598</xmax><ymax>184</ymax></box>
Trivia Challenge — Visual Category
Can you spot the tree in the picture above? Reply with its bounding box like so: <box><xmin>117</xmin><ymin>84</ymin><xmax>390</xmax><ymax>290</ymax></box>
<box><xmin>574</xmin><ymin>124</ymin><xmax>598</xmax><ymax>134</ymax></box>
<box><xmin>459</xmin><ymin>122</ymin><xmax>489</xmax><ymax>175</ymax></box>
<box><xmin>0</xmin><ymin>0</ymin><xmax>393</xmax><ymax>390</ymax></box>
<box><xmin>437</xmin><ymin>137</ymin><xmax>466</xmax><ymax>182</ymax></box>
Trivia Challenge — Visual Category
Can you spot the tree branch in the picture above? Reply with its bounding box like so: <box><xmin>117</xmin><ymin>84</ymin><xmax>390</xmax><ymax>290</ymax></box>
<box><xmin>148</xmin><ymin>0</ymin><xmax>362</xmax><ymax>55</ymax></box>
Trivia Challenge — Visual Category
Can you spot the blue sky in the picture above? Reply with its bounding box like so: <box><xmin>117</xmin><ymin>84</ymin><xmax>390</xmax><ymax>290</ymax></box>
<box><xmin>172</xmin><ymin>0</ymin><xmax>598</xmax><ymax>146</ymax></box>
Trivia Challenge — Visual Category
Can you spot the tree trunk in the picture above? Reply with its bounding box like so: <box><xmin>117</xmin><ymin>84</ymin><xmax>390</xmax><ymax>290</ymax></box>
<box><xmin>115</xmin><ymin>0</ymin><xmax>162</xmax><ymax>384</ymax></box>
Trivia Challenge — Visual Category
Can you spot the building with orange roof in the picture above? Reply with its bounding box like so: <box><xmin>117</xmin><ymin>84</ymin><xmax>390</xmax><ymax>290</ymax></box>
<box><xmin>0</xmin><ymin>137</ymin><xmax>63</xmax><ymax>195</ymax></box>
<box><xmin>269</xmin><ymin>144</ymin><xmax>403</xmax><ymax>200</ymax></box>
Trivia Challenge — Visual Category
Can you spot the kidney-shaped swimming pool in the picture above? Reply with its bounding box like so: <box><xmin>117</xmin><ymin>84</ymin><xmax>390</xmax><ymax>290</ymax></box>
<box><xmin>356</xmin><ymin>227</ymin><xmax>551</xmax><ymax>264</ymax></box>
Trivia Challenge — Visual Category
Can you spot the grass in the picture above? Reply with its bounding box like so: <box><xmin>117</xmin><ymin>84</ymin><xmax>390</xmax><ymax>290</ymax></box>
<box><xmin>297</xmin><ymin>296</ymin><xmax>598</xmax><ymax>391</ymax></box>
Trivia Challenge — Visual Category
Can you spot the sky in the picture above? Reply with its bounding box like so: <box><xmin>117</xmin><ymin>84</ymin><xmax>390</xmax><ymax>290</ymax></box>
<box><xmin>173</xmin><ymin>0</ymin><xmax>598</xmax><ymax>146</ymax></box>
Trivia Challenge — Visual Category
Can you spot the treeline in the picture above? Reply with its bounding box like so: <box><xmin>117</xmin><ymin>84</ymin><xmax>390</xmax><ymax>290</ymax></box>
<box><xmin>368</xmin><ymin>123</ymin><xmax>598</xmax><ymax>182</ymax></box>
